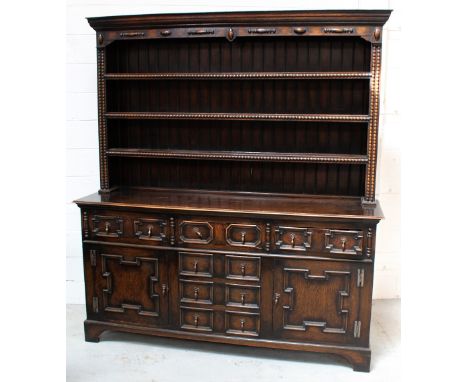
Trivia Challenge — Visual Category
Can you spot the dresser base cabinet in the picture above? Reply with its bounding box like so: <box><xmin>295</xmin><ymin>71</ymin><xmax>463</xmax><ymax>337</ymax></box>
<box><xmin>76</xmin><ymin>9</ymin><xmax>391</xmax><ymax>373</ymax></box>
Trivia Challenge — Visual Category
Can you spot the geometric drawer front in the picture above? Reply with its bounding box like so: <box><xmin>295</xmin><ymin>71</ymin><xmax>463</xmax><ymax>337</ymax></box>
<box><xmin>180</xmin><ymin>306</ymin><xmax>213</xmax><ymax>332</ymax></box>
<box><xmin>134</xmin><ymin>218</ymin><xmax>167</xmax><ymax>242</ymax></box>
<box><xmin>91</xmin><ymin>215</ymin><xmax>123</xmax><ymax>238</ymax></box>
<box><xmin>225</xmin><ymin>255</ymin><xmax>261</xmax><ymax>281</ymax></box>
<box><xmin>324</xmin><ymin>229</ymin><xmax>363</xmax><ymax>256</ymax></box>
<box><xmin>179</xmin><ymin>221</ymin><xmax>213</xmax><ymax>244</ymax></box>
<box><xmin>180</xmin><ymin>279</ymin><xmax>213</xmax><ymax>305</ymax></box>
<box><xmin>225</xmin><ymin>311</ymin><xmax>260</xmax><ymax>337</ymax></box>
<box><xmin>226</xmin><ymin>224</ymin><xmax>261</xmax><ymax>248</ymax></box>
<box><xmin>274</xmin><ymin>226</ymin><xmax>312</xmax><ymax>251</ymax></box>
<box><xmin>179</xmin><ymin>252</ymin><xmax>213</xmax><ymax>278</ymax></box>
<box><xmin>225</xmin><ymin>283</ymin><xmax>260</xmax><ymax>309</ymax></box>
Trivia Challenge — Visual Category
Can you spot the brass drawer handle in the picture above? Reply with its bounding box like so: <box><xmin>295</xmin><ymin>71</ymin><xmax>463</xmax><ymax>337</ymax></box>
<box><xmin>322</xmin><ymin>27</ymin><xmax>354</xmax><ymax>34</ymax></box>
<box><xmin>341</xmin><ymin>237</ymin><xmax>347</xmax><ymax>251</ymax></box>
<box><xmin>193</xmin><ymin>227</ymin><xmax>203</xmax><ymax>239</ymax></box>
<box><xmin>240</xmin><ymin>319</ymin><xmax>245</xmax><ymax>332</ymax></box>
<box><xmin>240</xmin><ymin>263</ymin><xmax>246</xmax><ymax>277</ymax></box>
<box><xmin>193</xmin><ymin>261</ymin><xmax>198</xmax><ymax>273</ymax></box>
<box><xmin>105</xmin><ymin>222</ymin><xmax>110</xmax><ymax>234</ymax></box>
<box><xmin>290</xmin><ymin>233</ymin><xmax>296</xmax><ymax>248</ymax></box>
<box><xmin>241</xmin><ymin>231</ymin><xmax>246</xmax><ymax>245</ymax></box>
<box><xmin>147</xmin><ymin>225</ymin><xmax>153</xmax><ymax>237</ymax></box>
<box><xmin>193</xmin><ymin>314</ymin><xmax>199</xmax><ymax>327</ymax></box>
<box><xmin>194</xmin><ymin>287</ymin><xmax>199</xmax><ymax>301</ymax></box>
<box><xmin>240</xmin><ymin>293</ymin><xmax>246</xmax><ymax>305</ymax></box>
<box><xmin>274</xmin><ymin>293</ymin><xmax>280</xmax><ymax>305</ymax></box>
<box><xmin>162</xmin><ymin>284</ymin><xmax>168</xmax><ymax>296</ymax></box>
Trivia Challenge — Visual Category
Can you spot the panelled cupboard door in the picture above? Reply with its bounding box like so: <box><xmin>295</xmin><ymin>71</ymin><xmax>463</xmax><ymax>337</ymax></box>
<box><xmin>84</xmin><ymin>244</ymin><xmax>170</xmax><ymax>327</ymax></box>
<box><xmin>272</xmin><ymin>258</ymin><xmax>364</xmax><ymax>345</ymax></box>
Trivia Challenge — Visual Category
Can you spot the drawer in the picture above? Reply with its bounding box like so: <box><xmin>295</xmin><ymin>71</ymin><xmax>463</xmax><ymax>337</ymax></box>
<box><xmin>226</xmin><ymin>224</ymin><xmax>262</xmax><ymax>248</ymax></box>
<box><xmin>225</xmin><ymin>311</ymin><xmax>260</xmax><ymax>337</ymax></box>
<box><xmin>91</xmin><ymin>215</ymin><xmax>124</xmax><ymax>238</ymax></box>
<box><xmin>179</xmin><ymin>221</ymin><xmax>213</xmax><ymax>244</ymax></box>
<box><xmin>225</xmin><ymin>284</ymin><xmax>260</xmax><ymax>309</ymax></box>
<box><xmin>225</xmin><ymin>255</ymin><xmax>261</xmax><ymax>281</ymax></box>
<box><xmin>180</xmin><ymin>279</ymin><xmax>213</xmax><ymax>305</ymax></box>
<box><xmin>133</xmin><ymin>218</ymin><xmax>167</xmax><ymax>242</ymax></box>
<box><xmin>274</xmin><ymin>226</ymin><xmax>312</xmax><ymax>252</ymax></box>
<box><xmin>180</xmin><ymin>307</ymin><xmax>213</xmax><ymax>332</ymax></box>
<box><xmin>324</xmin><ymin>229</ymin><xmax>364</xmax><ymax>256</ymax></box>
<box><xmin>179</xmin><ymin>252</ymin><xmax>213</xmax><ymax>278</ymax></box>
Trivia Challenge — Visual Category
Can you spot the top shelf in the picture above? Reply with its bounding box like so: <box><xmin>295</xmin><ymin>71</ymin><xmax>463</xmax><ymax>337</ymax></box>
<box><xmin>104</xmin><ymin>72</ymin><xmax>372</xmax><ymax>80</ymax></box>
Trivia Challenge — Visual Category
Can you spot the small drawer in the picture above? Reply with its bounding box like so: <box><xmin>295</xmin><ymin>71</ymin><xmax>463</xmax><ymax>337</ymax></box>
<box><xmin>225</xmin><ymin>311</ymin><xmax>260</xmax><ymax>337</ymax></box>
<box><xmin>179</xmin><ymin>252</ymin><xmax>213</xmax><ymax>277</ymax></box>
<box><xmin>91</xmin><ymin>215</ymin><xmax>123</xmax><ymax>238</ymax></box>
<box><xmin>225</xmin><ymin>255</ymin><xmax>261</xmax><ymax>281</ymax></box>
<box><xmin>180</xmin><ymin>307</ymin><xmax>213</xmax><ymax>332</ymax></box>
<box><xmin>226</xmin><ymin>224</ymin><xmax>262</xmax><ymax>248</ymax></box>
<box><xmin>180</xmin><ymin>279</ymin><xmax>213</xmax><ymax>305</ymax></box>
<box><xmin>179</xmin><ymin>221</ymin><xmax>213</xmax><ymax>244</ymax></box>
<box><xmin>133</xmin><ymin>218</ymin><xmax>167</xmax><ymax>242</ymax></box>
<box><xmin>324</xmin><ymin>229</ymin><xmax>364</xmax><ymax>256</ymax></box>
<box><xmin>225</xmin><ymin>284</ymin><xmax>260</xmax><ymax>309</ymax></box>
<box><xmin>274</xmin><ymin>226</ymin><xmax>312</xmax><ymax>252</ymax></box>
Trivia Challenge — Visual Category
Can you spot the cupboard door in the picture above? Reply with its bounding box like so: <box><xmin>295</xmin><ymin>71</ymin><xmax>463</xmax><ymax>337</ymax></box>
<box><xmin>85</xmin><ymin>245</ymin><xmax>170</xmax><ymax>327</ymax></box>
<box><xmin>272</xmin><ymin>258</ymin><xmax>363</xmax><ymax>345</ymax></box>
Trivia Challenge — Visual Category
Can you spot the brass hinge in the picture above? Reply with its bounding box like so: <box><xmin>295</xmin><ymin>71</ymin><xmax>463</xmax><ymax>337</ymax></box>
<box><xmin>357</xmin><ymin>269</ymin><xmax>365</xmax><ymax>288</ymax></box>
<box><xmin>92</xmin><ymin>297</ymin><xmax>99</xmax><ymax>313</ymax></box>
<box><xmin>354</xmin><ymin>320</ymin><xmax>361</xmax><ymax>338</ymax></box>
<box><xmin>90</xmin><ymin>250</ymin><xmax>97</xmax><ymax>267</ymax></box>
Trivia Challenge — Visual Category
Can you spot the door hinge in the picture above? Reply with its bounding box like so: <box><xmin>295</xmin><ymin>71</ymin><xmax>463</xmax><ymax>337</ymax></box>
<box><xmin>353</xmin><ymin>320</ymin><xmax>361</xmax><ymax>338</ymax></box>
<box><xmin>92</xmin><ymin>297</ymin><xmax>99</xmax><ymax>313</ymax></box>
<box><xmin>357</xmin><ymin>268</ymin><xmax>365</xmax><ymax>287</ymax></box>
<box><xmin>90</xmin><ymin>250</ymin><xmax>97</xmax><ymax>267</ymax></box>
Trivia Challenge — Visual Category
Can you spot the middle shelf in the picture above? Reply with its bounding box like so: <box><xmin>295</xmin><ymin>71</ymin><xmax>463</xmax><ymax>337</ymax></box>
<box><xmin>106</xmin><ymin>148</ymin><xmax>368</xmax><ymax>164</ymax></box>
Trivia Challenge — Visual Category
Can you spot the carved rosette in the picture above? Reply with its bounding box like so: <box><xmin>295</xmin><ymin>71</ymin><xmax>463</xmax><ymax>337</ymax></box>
<box><xmin>365</xmin><ymin>44</ymin><xmax>382</xmax><ymax>203</ymax></box>
<box><xmin>97</xmin><ymin>47</ymin><xmax>109</xmax><ymax>191</ymax></box>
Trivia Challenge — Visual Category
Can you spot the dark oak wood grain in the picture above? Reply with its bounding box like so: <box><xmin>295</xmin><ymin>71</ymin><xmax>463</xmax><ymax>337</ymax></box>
<box><xmin>76</xmin><ymin>9</ymin><xmax>391</xmax><ymax>372</ymax></box>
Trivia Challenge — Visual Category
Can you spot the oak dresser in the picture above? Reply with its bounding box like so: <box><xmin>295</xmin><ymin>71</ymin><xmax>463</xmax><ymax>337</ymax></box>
<box><xmin>75</xmin><ymin>10</ymin><xmax>391</xmax><ymax>372</ymax></box>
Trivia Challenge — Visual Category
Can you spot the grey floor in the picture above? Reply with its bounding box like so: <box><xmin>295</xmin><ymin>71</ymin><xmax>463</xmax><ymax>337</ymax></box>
<box><xmin>67</xmin><ymin>299</ymin><xmax>400</xmax><ymax>382</ymax></box>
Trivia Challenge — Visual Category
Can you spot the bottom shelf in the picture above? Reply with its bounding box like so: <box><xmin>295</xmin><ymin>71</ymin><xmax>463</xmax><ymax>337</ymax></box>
<box><xmin>108</xmin><ymin>157</ymin><xmax>366</xmax><ymax>196</ymax></box>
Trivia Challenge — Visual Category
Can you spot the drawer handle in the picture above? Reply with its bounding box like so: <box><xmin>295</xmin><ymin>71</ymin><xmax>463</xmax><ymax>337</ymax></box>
<box><xmin>193</xmin><ymin>261</ymin><xmax>198</xmax><ymax>273</ymax></box>
<box><xmin>274</xmin><ymin>293</ymin><xmax>280</xmax><ymax>305</ymax></box>
<box><xmin>322</xmin><ymin>27</ymin><xmax>354</xmax><ymax>34</ymax></box>
<box><xmin>240</xmin><ymin>319</ymin><xmax>245</xmax><ymax>332</ymax></box>
<box><xmin>240</xmin><ymin>263</ymin><xmax>246</xmax><ymax>277</ymax></box>
<box><xmin>147</xmin><ymin>225</ymin><xmax>153</xmax><ymax>237</ymax></box>
<box><xmin>193</xmin><ymin>227</ymin><xmax>203</xmax><ymax>239</ymax></box>
<box><xmin>241</xmin><ymin>231</ymin><xmax>246</xmax><ymax>245</ymax></box>
<box><xmin>194</xmin><ymin>287</ymin><xmax>199</xmax><ymax>301</ymax></box>
<box><xmin>240</xmin><ymin>293</ymin><xmax>246</xmax><ymax>305</ymax></box>
<box><xmin>105</xmin><ymin>222</ymin><xmax>110</xmax><ymax>234</ymax></box>
<box><xmin>193</xmin><ymin>314</ymin><xmax>199</xmax><ymax>327</ymax></box>
<box><xmin>341</xmin><ymin>237</ymin><xmax>347</xmax><ymax>251</ymax></box>
<box><xmin>162</xmin><ymin>284</ymin><xmax>168</xmax><ymax>296</ymax></box>
<box><xmin>294</xmin><ymin>27</ymin><xmax>307</xmax><ymax>34</ymax></box>
<box><xmin>290</xmin><ymin>233</ymin><xmax>296</xmax><ymax>248</ymax></box>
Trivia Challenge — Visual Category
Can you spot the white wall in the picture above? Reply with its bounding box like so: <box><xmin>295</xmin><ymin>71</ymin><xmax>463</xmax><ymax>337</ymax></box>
<box><xmin>66</xmin><ymin>0</ymin><xmax>401</xmax><ymax>303</ymax></box>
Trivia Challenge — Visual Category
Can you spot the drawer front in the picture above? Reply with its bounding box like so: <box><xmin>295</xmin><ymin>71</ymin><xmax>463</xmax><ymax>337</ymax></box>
<box><xmin>225</xmin><ymin>284</ymin><xmax>260</xmax><ymax>309</ymax></box>
<box><xmin>180</xmin><ymin>307</ymin><xmax>213</xmax><ymax>332</ymax></box>
<box><xmin>179</xmin><ymin>221</ymin><xmax>213</xmax><ymax>244</ymax></box>
<box><xmin>324</xmin><ymin>229</ymin><xmax>364</xmax><ymax>256</ymax></box>
<box><xmin>226</xmin><ymin>224</ymin><xmax>262</xmax><ymax>248</ymax></box>
<box><xmin>179</xmin><ymin>252</ymin><xmax>213</xmax><ymax>277</ymax></box>
<box><xmin>180</xmin><ymin>279</ymin><xmax>213</xmax><ymax>305</ymax></box>
<box><xmin>133</xmin><ymin>218</ymin><xmax>167</xmax><ymax>242</ymax></box>
<box><xmin>274</xmin><ymin>226</ymin><xmax>312</xmax><ymax>252</ymax></box>
<box><xmin>225</xmin><ymin>311</ymin><xmax>260</xmax><ymax>337</ymax></box>
<box><xmin>225</xmin><ymin>255</ymin><xmax>261</xmax><ymax>281</ymax></box>
<box><xmin>91</xmin><ymin>215</ymin><xmax>123</xmax><ymax>238</ymax></box>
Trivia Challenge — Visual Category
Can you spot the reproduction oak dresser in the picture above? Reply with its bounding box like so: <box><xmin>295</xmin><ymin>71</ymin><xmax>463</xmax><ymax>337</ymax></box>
<box><xmin>75</xmin><ymin>10</ymin><xmax>391</xmax><ymax>372</ymax></box>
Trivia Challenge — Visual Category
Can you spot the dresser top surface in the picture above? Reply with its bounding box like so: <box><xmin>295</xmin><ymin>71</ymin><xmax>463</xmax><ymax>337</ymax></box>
<box><xmin>87</xmin><ymin>10</ymin><xmax>392</xmax><ymax>31</ymax></box>
<box><xmin>75</xmin><ymin>188</ymin><xmax>383</xmax><ymax>221</ymax></box>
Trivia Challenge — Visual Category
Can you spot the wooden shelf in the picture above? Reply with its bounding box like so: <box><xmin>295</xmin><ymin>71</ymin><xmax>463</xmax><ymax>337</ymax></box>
<box><xmin>106</xmin><ymin>148</ymin><xmax>368</xmax><ymax>164</ymax></box>
<box><xmin>104</xmin><ymin>72</ymin><xmax>372</xmax><ymax>80</ymax></box>
<box><xmin>105</xmin><ymin>112</ymin><xmax>370</xmax><ymax>123</ymax></box>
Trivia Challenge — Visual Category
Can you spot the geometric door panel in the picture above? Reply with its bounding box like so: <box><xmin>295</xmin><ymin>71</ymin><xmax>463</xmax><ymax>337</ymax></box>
<box><xmin>95</xmin><ymin>247</ymin><xmax>169</xmax><ymax>326</ymax></box>
<box><xmin>273</xmin><ymin>258</ymin><xmax>362</xmax><ymax>345</ymax></box>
